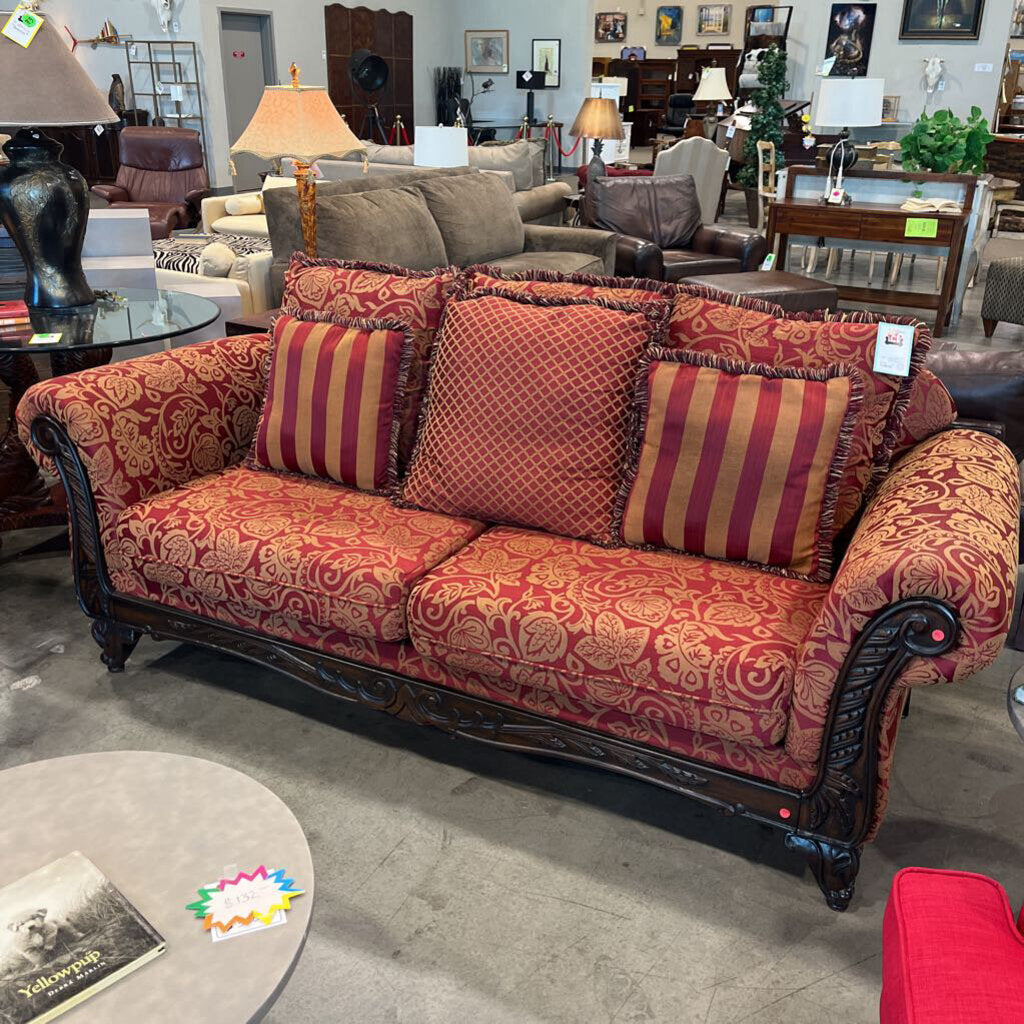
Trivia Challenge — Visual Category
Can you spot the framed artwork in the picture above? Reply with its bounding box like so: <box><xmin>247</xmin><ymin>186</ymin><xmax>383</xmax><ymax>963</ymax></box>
<box><xmin>881</xmin><ymin>94</ymin><xmax>901</xmax><ymax>121</ymax></box>
<box><xmin>655</xmin><ymin>5</ymin><xmax>683</xmax><ymax>45</ymax></box>
<box><xmin>532</xmin><ymin>38</ymin><xmax>560</xmax><ymax>87</ymax></box>
<box><xmin>620</xmin><ymin>45</ymin><xmax>647</xmax><ymax>59</ymax></box>
<box><xmin>697</xmin><ymin>4</ymin><xmax>732</xmax><ymax>34</ymax></box>
<box><xmin>465</xmin><ymin>30</ymin><xmax>509</xmax><ymax>74</ymax></box>
<box><xmin>1014</xmin><ymin>0</ymin><xmax>1024</xmax><ymax>36</ymax></box>
<box><xmin>900</xmin><ymin>0</ymin><xmax>985</xmax><ymax>39</ymax></box>
<box><xmin>595</xmin><ymin>12</ymin><xmax>628</xmax><ymax>42</ymax></box>
<box><xmin>825</xmin><ymin>4</ymin><xmax>876</xmax><ymax>77</ymax></box>
<box><xmin>750</xmin><ymin>5</ymin><xmax>775</xmax><ymax>20</ymax></box>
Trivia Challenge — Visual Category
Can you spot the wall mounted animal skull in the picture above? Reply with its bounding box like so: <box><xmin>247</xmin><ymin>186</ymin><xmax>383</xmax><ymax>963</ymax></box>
<box><xmin>923</xmin><ymin>56</ymin><xmax>945</xmax><ymax>94</ymax></box>
<box><xmin>151</xmin><ymin>0</ymin><xmax>174</xmax><ymax>33</ymax></box>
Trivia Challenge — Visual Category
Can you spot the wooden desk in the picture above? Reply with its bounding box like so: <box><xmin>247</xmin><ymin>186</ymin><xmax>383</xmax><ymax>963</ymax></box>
<box><xmin>767</xmin><ymin>171</ymin><xmax>974</xmax><ymax>337</ymax></box>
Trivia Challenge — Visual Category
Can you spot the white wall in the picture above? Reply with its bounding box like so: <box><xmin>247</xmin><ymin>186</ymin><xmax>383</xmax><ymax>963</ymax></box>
<box><xmin>453</xmin><ymin>0</ymin><xmax>594</xmax><ymax>130</ymax></box>
<box><xmin>788</xmin><ymin>0</ymin><xmax>1014</xmax><ymax>126</ymax></box>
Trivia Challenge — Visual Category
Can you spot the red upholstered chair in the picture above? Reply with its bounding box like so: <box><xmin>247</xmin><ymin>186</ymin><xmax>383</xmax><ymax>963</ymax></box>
<box><xmin>91</xmin><ymin>127</ymin><xmax>210</xmax><ymax>239</ymax></box>
<box><xmin>881</xmin><ymin>867</ymin><xmax>1024</xmax><ymax>1022</ymax></box>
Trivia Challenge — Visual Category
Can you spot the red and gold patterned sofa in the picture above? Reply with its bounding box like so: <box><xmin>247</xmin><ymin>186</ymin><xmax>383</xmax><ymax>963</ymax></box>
<box><xmin>16</xmin><ymin>275</ymin><xmax>1020</xmax><ymax>912</ymax></box>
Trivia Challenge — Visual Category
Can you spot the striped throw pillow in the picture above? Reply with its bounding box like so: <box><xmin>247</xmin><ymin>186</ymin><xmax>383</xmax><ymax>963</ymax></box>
<box><xmin>251</xmin><ymin>314</ymin><xmax>411</xmax><ymax>493</ymax></box>
<box><xmin>617</xmin><ymin>348</ymin><xmax>864</xmax><ymax>583</ymax></box>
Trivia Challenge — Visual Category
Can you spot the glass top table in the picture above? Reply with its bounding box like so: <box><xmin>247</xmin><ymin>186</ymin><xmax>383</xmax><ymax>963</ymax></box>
<box><xmin>0</xmin><ymin>288</ymin><xmax>220</xmax><ymax>351</ymax></box>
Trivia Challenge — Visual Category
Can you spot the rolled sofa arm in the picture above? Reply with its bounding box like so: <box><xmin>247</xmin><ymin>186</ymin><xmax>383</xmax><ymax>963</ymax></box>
<box><xmin>200</xmin><ymin>194</ymin><xmax>231</xmax><ymax>233</ymax></box>
<box><xmin>522</xmin><ymin>224</ymin><xmax>617</xmax><ymax>275</ymax></box>
<box><xmin>16</xmin><ymin>335</ymin><xmax>269</xmax><ymax>571</ymax></box>
<box><xmin>690</xmin><ymin>225</ymin><xmax>769</xmax><ymax>272</ymax></box>
<box><xmin>786</xmin><ymin>428</ymin><xmax>1020</xmax><ymax>764</ymax></box>
<box><xmin>615</xmin><ymin>234</ymin><xmax>664</xmax><ymax>280</ymax></box>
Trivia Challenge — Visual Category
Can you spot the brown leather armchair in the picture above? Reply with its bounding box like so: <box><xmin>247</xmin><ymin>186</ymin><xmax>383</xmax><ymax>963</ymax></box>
<box><xmin>91</xmin><ymin>127</ymin><xmax>210</xmax><ymax>239</ymax></box>
<box><xmin>580</xmin><ymin>173</ymin><xmax>768</xmax><ymax>281</ymax></box>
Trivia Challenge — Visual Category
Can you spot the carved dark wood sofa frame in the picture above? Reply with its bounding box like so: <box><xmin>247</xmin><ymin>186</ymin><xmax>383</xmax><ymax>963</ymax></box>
<box><xmin>30</xmin><ymin>412</ymin><xmax>972</xmax><ymax>914</ymax></box>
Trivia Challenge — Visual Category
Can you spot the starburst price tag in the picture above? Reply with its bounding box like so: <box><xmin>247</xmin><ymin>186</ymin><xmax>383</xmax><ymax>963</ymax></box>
<box><xmin>186</xmin><ymin>865</ymin><xmax>304</xmax><ymax>935</ymax></box>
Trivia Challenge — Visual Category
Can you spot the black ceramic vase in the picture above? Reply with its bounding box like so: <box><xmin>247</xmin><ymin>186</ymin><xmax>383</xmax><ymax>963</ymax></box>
<box><xmin>0</xmin><ymin>129</ymin><xmax>94</xmax><ymax>309</ymax></box>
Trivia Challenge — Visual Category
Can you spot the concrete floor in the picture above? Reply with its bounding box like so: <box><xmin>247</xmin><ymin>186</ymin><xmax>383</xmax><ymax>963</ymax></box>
<box><xmin>3</xmin><ymin>191</ymin><xmax>1024</xmax><ymax>1023</ymax></box>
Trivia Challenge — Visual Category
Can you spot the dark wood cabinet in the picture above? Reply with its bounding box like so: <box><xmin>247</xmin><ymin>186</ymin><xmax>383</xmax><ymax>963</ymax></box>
<box><xmin>324</xmin><ymin>4</ymin><xmax>414</xmax><ymax>143</ymax></box>
<box><xmin>43</xmin><ymin>126</ymin><xmax>122</xmax><ymax>186</ymax></box>
<box><xmin>675</xmin><ymin>47</ymin><xmax>742</xmax><ymax>101</ymax></box>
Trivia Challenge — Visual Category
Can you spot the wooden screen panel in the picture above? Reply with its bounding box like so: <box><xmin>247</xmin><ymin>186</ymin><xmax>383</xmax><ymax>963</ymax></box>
<box><xmin>324</xmin><ymin>4</ymin><xmax>414</xmax><ymax>144</ymax></box>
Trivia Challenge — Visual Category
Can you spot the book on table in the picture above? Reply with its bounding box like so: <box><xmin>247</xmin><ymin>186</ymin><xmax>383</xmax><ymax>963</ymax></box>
<box><xmin>0</xmin><ymin>852</ymin><xmax>165</xmax><ymax>1024</ymax></box>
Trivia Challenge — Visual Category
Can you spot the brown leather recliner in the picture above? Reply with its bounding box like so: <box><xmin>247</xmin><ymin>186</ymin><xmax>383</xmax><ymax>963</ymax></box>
<box><xmin>580</xmin><ymin>173</ymin><xmax>768</xmax><ymax>282</ymax></box>
<box><xmin>91</xmin><ymin>127</ymin><xmax>210</xmax><ymax>239</ymax></box>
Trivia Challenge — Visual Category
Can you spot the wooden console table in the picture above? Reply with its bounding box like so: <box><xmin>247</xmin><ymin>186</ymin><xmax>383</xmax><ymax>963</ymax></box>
<box><xmin>766</xmin><ymin>167</ymin><xmax>975</xmax><ymax>337</ymax></box>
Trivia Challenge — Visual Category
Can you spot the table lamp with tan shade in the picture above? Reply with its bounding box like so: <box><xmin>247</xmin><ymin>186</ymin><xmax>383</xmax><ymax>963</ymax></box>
<box><xmin>693</xmin><ymin>66</ymin><xmax>733</xmax><ymax>140</ymax></box>
<box><xmin>569</xmin><ymin>97</ymin><xmax>624</xmax><ymax>180</ymax></box>
<box><xmin>230</xmin><ymin>63</ymin><xmax>366</xmax><ymax>257</ymax></box>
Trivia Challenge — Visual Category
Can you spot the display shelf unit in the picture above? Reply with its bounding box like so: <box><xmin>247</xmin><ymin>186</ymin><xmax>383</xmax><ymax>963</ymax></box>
<box><xmin>123</xmin><ymin>40</ymin><xmax>208</xmax><ymax>178</ymax></box>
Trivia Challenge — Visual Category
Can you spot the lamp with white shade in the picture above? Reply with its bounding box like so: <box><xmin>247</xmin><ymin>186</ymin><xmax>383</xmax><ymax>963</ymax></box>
<box><xmin>813</xmin><ymin>77</ymin><xmax>884</xmax><ymax>199</ymax></box>
<box><xmin>693</xmin><ymin>66</ymin><xmax>733</xmax><ymax>140</ymax></box>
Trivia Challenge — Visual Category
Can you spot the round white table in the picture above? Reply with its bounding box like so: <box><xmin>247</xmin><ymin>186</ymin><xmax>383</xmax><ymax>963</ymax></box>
<box><xmin>0</xmin><ymin>752</ymin><xmax>313</xmax><ymax>1022</ymax></box>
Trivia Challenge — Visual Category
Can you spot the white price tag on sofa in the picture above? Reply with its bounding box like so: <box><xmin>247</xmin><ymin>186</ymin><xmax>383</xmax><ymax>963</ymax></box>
<box><xmin>873</xmin><ymin>323</ymin><xmax>914</xmax><ymax>377</ymax></box>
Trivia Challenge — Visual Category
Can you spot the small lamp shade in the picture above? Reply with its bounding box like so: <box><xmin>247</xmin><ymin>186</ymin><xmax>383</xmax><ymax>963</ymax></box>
<box><xmin>570</xmin><ymin>97</ymin><xmax>624</xmax><ymax>141</ymax></box>
<box><xmin>814</xmin><ymin>78</ymin><xmax>885</xmax><ymax>129</ymax></box>
<box><xmin>0</xmin><ymin>19</ymin><xmax>118</xmax><ymax>126</ymax></box>
<box><xmin>231</xmin><ymin>78</ymin><xmax>366</xmax><ymax>164</ymax></box>
<box><xmin>693</xmin><ymin>66</ymin><xmax>733</xmax><ymax>103</ymax></box>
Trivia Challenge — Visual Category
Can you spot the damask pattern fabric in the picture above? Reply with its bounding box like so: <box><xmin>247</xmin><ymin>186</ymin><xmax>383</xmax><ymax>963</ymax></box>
<box><xmin>892</xmin><ymin>368</ymin><xmax>957</xmax><ymax>459</ymax></box>
<box><xmin>788</xmin><ymin>429</ymin><xmax>1020</xmax><ymax>765</ymax></box>
<box><xmin>16</xmin><ymin>334</ymin><xmax>270</xmax><ymax>574</ymax></box>
<box><xmin>407</xmin><ymin>525</ymin><xmax>829</xmax><ymax>749</ymax></box>
<box><xmin>619</xmin><ymin>349</ymin><xmax>862</xmax><ymax>582</ymax></box>
<box><xmin>251</xmin><ymin>315</ymin><xmax>410</xmax><ymax>493</ymax></box>
<box><xmin>667</xmin><ymin>304</ymin><xmax>933</xmax><ymax>532</ymax></box>
<box><xmin>401</xmin><ymin>291</ymin><xmax>670</xmax><ymax>544</ymax></box>
<box><xmin>113</xmin><ymin>465</ymin><xmax>484</xmax><ymax>643</ymax></box>
<box><xmin>280</xmin><ymin>255</ymin><xmax>453</xmax><ymax>469</ymax></box>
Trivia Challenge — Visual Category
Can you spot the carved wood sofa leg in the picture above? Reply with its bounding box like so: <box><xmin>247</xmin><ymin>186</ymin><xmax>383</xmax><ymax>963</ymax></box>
<box><xmin>91</xmin><ymin>619</ymin><xmax>141</xmax><ymax>673</ymax></box>
<box><xmin>784</xmin><ymin>834</ymin><xmax>862</xmax><ymax>912</ymax></box>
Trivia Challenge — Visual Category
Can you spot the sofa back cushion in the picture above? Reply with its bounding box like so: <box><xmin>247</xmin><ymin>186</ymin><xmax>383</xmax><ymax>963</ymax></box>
<box><xmin>400</xmin><ymin>290</ymin><xmax>670</xmax><ymax>543</ymax></box>
<box><xmin>413</xmin><ymin>173</ymin><xmax>524</xmax><ymax>267</ymax></box>
<box><xmin>251</xmin><ymin>313</ymin><xmax>411</xmax><ymax>493</ymax></box>
<box><xmin>467</xmin><ymin>139</ymin><xmax>543</xmax><ymax>191</ymax></box>
<box><xmin>280</xmin><ymin>255</ymin><xmax>453</xmax><ymax>470</ymax></box>
<box><xmin>458</xmin><ymin>267</ymin><xmax>670</xmax><ymax>304</ymax></box>
<box><xmin>617</xmin><ymin>348</ymin><xmax>863</xmax><ymax>582</ymax></box>
<box><xmin>363</xmin><ymin>142</ymin><xmax>416</xmax><ymax>165</ymax></box>
<box><xmin>582</xmin><ymin>174</ymin><xmax>703</xmax><ymax>250</ymax></box>
<box><xmin>668</xmin><ymin>305</ymin><xmax>933</xmax><ymax>532</ymax></box>
<box><xmin>264</xmin><ymin>166</ymin><xmax>475</xmax><ymax>262</ymax></box>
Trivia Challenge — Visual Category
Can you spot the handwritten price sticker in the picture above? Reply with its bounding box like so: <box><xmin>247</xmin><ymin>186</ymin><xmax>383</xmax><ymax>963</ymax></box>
<box><xmin>186</xmin><ymin>865</ymin><xmax>304</xmax><ymax>933</ymax></box>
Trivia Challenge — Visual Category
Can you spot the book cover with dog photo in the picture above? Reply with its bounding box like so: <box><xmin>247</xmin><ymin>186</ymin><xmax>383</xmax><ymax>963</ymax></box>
<box><xmin>0</xmin><ymin>852</ymin><xmax>165</xmax><ymax>1023</ymax></box>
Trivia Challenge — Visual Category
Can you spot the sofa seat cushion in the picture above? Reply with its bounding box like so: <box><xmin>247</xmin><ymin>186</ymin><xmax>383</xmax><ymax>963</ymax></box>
<box><xmin>211</xmin><ymin>214</ymin><xmax>269</xmax><ymax>238</ymax></box>
<box><xmin>487</xmin><ymin>251</ymin><xmax>605</xmax><ymax>276</ymax></box>
<box><xmin>407</xmin><ymin>526</ymin><xmax>828</xmax><ymax>749</ymax></box>
<box><xmin>112</xmin><ymin>466</ymin><xmax>485</xmax><ymax>643</ymax></box>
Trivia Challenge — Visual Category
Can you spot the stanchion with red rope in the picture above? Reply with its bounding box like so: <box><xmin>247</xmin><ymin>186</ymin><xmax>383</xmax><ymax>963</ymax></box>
<box><xmin>544</xmin><ymin>118</ymin><xmax>582</xmax><ymax>159</ymax></box>
<box><xmin>388</xmin><ymin>115</ymin><xmax>411</xmax><ymax>146</ymax></box>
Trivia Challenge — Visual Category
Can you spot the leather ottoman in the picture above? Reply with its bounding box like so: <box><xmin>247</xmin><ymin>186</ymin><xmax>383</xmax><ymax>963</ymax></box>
<box><xmin>681</xmin><ymin>270</ymin><xmax>839</xmax><ymax>313</ymax></box>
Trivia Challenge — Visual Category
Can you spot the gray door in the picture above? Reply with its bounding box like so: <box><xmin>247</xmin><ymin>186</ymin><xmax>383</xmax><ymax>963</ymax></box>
<box><xmin>220</xmin><ymin>12</ymin><xmax>275</xmax><ymax>192</ymax></box>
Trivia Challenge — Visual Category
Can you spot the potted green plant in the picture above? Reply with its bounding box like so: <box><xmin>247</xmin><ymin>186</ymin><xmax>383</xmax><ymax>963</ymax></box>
<box><xmin>736</xmin><ymin>45</ymin><xmax>787</xmax><ymax>228</ymax></box>
<box><xmin>899</xmin><ymin>106</ymin><xmax>994</xmax><ymax>174</ymax></box>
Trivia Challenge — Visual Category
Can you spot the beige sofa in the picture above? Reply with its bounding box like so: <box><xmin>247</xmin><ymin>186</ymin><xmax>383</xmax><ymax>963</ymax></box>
<box><xmin>264</xmin><ymin>166</ymin><xmax>613</xmax><ymax>304</ymax></box>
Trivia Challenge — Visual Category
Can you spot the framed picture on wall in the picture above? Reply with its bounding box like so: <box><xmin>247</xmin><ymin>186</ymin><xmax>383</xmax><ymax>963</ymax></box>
<box><xmin>900</xmin><ymin>0</ymin><xmax>985</xmax><ymax>39</ymax></box>
<box><xmin>595</xmin><ymin>12</ymin><xmax>628</xmax><ymax>42</ymax></box>
<box><xmin>532</xmin><ymin>38</ymin><xmax>560</xmax><ymax>87</ymax></box>
<box><xmin>465</xmin><ymin>30</ymin><xmax>509</xmax><ymax>74</ymax></box>
<box><xmin>1014</xmin><ymin>0</ymin><xmax>1024</xmax><ymax>36</ymax></box>
<box><xmin>881</xmin><ymin>94</ymin><xmax>901</xmax><ymax>121</ymax></box>
<box><xmin>697</xmin><ymin>4</ymin><xmax>732</xmax><ymax>34</ymax></box>
<box><xmin>825</xmin><ymin>4</ymin><xmax>876</xmax><ymax>77</ymax></box>
<box><xmin>655</xmin><ymin>5</ymin><xmax>683</xmax><ymax>45</ymax></box>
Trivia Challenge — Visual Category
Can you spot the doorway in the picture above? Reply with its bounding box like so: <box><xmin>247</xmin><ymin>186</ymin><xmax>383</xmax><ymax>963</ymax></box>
<box><xmin>220</xmin><ymin>11</ymin><xmax>276</xmax><ymax>191</ymax></box>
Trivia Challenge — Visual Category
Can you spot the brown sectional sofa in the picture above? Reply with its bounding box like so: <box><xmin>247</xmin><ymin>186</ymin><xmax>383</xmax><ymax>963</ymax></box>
<box><xmin>264</xmin><ymin>167</ymin><xmax>615</xmax><ymax>305</ymax></box>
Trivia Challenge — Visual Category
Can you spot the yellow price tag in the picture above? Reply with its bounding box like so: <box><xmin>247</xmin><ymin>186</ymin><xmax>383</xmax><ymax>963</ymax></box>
<box><xmin>904</xmin><ymin>217</ymin><xmax>939</xmax><ymax>239</ymax></box>
<box><xmin>1</xmin><ymin>5</ymin><xmax>44</xmax><ymax>48</ymax></box>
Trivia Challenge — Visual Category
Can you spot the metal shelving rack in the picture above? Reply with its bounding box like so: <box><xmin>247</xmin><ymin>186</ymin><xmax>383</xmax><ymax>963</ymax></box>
<box><xmin>123</xmin><ymin>40</ymin><xmax>209</xmax><ymax>178</ymax></box>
